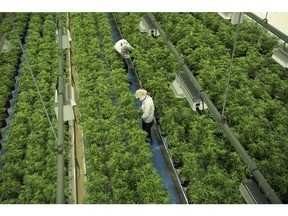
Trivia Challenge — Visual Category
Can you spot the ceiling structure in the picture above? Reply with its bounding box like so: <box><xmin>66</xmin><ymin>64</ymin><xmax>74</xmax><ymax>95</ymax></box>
<box><xmin>254</xmin><ymin>12</ymin><xmax>288</xmax><ymax>38</ymax></box>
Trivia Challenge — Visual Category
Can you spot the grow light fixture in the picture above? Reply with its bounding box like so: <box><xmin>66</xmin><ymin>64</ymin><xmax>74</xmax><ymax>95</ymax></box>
<box><xmin>231</xmin><ymin>12</ymin><xmax>244</xmax><ymax>25</ymax></box>
<box><xmin>218</xmin><ymin>12</ymin><xmax>244</xmax><ymax>25</ymax></box>
<box><xmin>56</xmin><ymin>28</ymin><xmax>72</xmax><ymax>49</ymax></box>
<box><xmin>170</xmin><ymin>74</ymin><xmax>185</xmax><ymax>98</ymax></box>
<box><xmin>138</xmin><ymin>14</ymin><xmax>160</xmax><ymax>37</ymax></box>
<box><xmin>170</xmin><ymin>72</ymin><xmax>207</xmax><ymax>112</ymax></box>
<box><xmin>239</xmin><ymin>179</ymin><xmax>270</xmax><ymax>204</ymax></box>
<box><xmin>54</xmin><ymin>83</ymin><xmax>76</xmax><ymax>121</ymax></box>
<box><xmin>272</xmin><ymin>47</ymin><xmax>288</xmax><ymax>68</ymax></box>
<box><xmin>218</xmin><ymin>12</ymin><xmax>232</xmax><ymax>19</ymax></box>
<box><xmin>0</xmin><ymin>33</ymin><xmax>11</xmax><ymax>55</ymax></box>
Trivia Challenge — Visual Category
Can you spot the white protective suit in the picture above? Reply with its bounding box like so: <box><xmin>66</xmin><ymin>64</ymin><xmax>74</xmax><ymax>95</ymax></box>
<box><xmin>140</xmin><ymin>95</ymin><xmax>155</xmax><ymax>123</ymax></box>
<box><xmin>114</xmin><ymin>39</ymin><xmax>134</xmax><ymax>59</ymax></box>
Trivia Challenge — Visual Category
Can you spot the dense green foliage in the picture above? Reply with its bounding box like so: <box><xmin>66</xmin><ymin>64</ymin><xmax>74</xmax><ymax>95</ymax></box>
<box><xmin>1</xmin><ymin>12</ymin><xmax>287</xmax><ymax>204</ymax></box>
<box><xmin>0</xmin><ymin>13</ymin><xmax>71</xmax><ymax>203</ymax></box>
<box><xmin>71</xmin><ymin>12</ymin><xmax>171</xmax><ymax>204</ymax></box>
<box><xmin>0</xmin><ymin>13</ymin><xmax>29</xmax><ymax>131</ymax></box>
<box><xmin>115</xmin><ymin>12</ymin><xmax>288</xmax><ymax>203</ymax></box>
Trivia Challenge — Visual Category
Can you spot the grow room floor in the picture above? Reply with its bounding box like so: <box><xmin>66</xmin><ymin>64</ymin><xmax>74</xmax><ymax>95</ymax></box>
<box><xmin>150</xmin><ymin>125</ymin><xmax>182</xmax><ymax>204</ymax></box>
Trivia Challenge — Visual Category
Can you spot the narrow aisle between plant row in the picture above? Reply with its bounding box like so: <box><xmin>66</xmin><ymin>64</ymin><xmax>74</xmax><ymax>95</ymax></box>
<box><xmin>107</xmin><ymin>12</ymin><xmax>183</xmax><ymax>204</ymax></box>
<box><xmin>128</xmin><ymin>62</ymin><xmax>181</xmax><ymax>204</ymax></box>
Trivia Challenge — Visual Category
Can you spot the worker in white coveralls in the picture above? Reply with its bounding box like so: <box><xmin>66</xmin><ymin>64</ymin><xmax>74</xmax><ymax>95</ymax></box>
<box><xmin>114</xmin><ymin>39</ymin><xmax>134</xmax><ymax>59</ymax></box>
<box><xmin>135</xmin><ymin>89</ymin><xmax>155</xmax><ymax>141</ymax></box>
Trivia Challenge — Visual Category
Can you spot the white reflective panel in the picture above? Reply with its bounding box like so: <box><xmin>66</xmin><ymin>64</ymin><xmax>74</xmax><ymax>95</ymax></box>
<box><xmin>0</xmin><ymin>34</ymin><xmax>11</xmax><ymax>54</ymax></box>
<box><xmin>272</xmin><ymin>48</ymin><xmax>288</xmax><ymax>68</ymax></box>
<box><xmin>218</xmin><ymin>12</ymin><xmax>232</xmax><ymax>19</ymax></box>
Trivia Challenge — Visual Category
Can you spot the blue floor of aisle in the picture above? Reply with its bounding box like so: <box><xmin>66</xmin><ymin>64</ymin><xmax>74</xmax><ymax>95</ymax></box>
<box><xmin>129</xmin><ymin>65</ymin><xmax>181</xmax><ymax>204</ymax></box>
<box><xmin>149</xmin><ymin>130</ymin><xmax>181</xmax><ymax>204</ymax></box>
<box><xmin>108</xmin><ymin>12</ymin><xmax>182</xmax><ymax>203</ymax></box>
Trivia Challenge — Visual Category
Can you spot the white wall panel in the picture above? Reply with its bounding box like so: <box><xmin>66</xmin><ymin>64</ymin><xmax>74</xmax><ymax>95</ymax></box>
<box><xmin>253</xmin><ymin>12</ymin><xmax>288</xmax><ymax>36</ymax></box>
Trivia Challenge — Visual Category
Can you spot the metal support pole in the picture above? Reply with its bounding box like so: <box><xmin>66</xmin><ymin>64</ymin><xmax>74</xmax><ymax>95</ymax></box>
<box><xmin>56</xmin><ymin>14</ymin><xmax>65</xmax><ymax>204</ymax></box>
<box><xmin>147</xmin><ymin>13</ymin><xmax>282</xmax><ymax>204</ymax></box>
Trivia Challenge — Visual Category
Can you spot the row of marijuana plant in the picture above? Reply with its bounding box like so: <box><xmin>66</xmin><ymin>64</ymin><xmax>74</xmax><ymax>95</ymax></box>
<box><xmin>70</xmin><ymin>12</ymin><xmax>171</xmax><ymax>204</ymax></box>
<box><xmin>0</xmin><ymin>13</ymin><xmax>30</xmax><ymax>134</ymax></box>
<box><xmin>114</xmin><ymin>12</ymin><xmax>246</xmax><ymax>203</ymax></box>
<box><xmin>0</xmin><ymin>13</ymin><xmax>71</xmax><ymax>203</ymax></box>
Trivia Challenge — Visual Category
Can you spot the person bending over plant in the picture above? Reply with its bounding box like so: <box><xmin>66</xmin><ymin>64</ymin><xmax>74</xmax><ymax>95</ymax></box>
<box><xmin>114</xmin><ymin>38</ymin><xmax>134</xmax><ymax>59</ymax></box>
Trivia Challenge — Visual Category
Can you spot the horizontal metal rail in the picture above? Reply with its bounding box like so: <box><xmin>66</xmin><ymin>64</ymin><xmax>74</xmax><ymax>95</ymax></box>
<box><xmin>147</xmin><ymin>12</ymin><xmax>282</xmax><ymax>204</ymax></box>
<box><xmin>245</xmin><ymin>12</ymin><xmax>288</xmax><ymax>43</ymax></box>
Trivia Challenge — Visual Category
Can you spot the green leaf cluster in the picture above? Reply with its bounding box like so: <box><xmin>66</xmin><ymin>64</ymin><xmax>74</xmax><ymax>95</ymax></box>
<box><xmin>71</xmin><ymin>12</ymin><xmax>171</xmax><ymax>204</ymax></box>
<box><xmin>116</xmin><ymin>12</ymin><xmax>288</xmax><ymax>203</ymax></box>
<box><xmin>0</xmin><ymin>13</ymin><xmax>70</xmax><ymax>204</ymax></box>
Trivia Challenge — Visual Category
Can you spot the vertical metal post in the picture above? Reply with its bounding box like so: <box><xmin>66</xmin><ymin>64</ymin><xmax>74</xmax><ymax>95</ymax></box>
<box><xmin>56</xmin><ymin>14</ymin><xmax>65</xmax><ymax>204</ymax></box>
